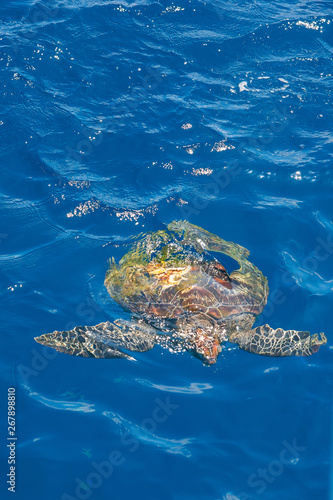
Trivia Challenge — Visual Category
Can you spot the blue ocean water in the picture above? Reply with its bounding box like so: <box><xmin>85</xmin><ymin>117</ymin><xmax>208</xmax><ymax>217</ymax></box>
<box><xmin>1</xmin><ymin>0</ymin><xmax>332</xmax><ymax>498</ymax></box>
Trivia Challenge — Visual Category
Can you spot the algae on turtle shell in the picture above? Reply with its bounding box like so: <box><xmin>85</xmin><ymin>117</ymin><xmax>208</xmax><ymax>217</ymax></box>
<box><xmin>35</xmin><ymin>221</ymin><xmax>327</xmax><ymax>365</ymax></box>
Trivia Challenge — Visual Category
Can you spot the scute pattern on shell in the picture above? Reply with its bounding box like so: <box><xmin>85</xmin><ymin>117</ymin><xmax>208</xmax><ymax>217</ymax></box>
<box><xmin>104</xmin><ymin>222</ymin><xmax>269</xmax><ymax>336</ymax></box>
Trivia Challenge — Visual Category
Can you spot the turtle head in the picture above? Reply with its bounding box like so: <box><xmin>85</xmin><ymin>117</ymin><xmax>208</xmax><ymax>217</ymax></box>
<box><xmin>192</xmin><ymin>330</ymin><xmax>222</xmax><ymax>365</ymax></box>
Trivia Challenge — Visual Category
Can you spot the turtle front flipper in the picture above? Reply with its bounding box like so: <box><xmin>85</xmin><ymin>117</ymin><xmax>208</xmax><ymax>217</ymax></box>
<box><xmin>232</xmin><ymin>324</ymin><xmax>327</xmax><ymax>357</ymax></box>
<box><xmin>35</xmin><ymin>320</ymin><xmax>157</xmax><ymax>359</ymax></box>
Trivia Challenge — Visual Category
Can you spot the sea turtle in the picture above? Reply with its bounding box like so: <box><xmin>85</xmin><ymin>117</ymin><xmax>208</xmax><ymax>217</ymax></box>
<box><xmin>35</xmin><ymin>221</ymin><xmax>327</xmax><ymax>365</ymax></box>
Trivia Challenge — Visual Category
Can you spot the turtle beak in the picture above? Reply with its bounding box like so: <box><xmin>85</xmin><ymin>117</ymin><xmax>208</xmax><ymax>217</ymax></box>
<box><xmin>193</xmin><ymin>334</ymin><xmax>222</xmax><ymax>365</ymax></box>
<box><xmin>202</xmin><ymin>354</ymin><xmax>219</xmax><ymax>365</ymax></box>
<box><xmin>203</xmin><ymin>343</ymin><xmax>221</xmax><ymax>365</ymax></box>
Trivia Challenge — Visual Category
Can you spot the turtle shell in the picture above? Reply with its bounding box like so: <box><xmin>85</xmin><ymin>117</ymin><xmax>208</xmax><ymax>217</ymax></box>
<box><xmin>105</xmin><ymin>241</ymin><xmax>267</xmax><ymax>331</ymax></box>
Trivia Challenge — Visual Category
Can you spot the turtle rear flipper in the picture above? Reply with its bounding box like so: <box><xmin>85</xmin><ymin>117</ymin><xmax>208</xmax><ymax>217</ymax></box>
<box><xmin>35</xmin><ymin>321</ymin><xmax>157</xmax><ymax>359</ymax></box>
<box><xmin>168</xmin><ymin>220</ymin><xmax>250</xmax><ymax>260</ymax></box>
<box><xmin>232</xmin><ymin>324</ymin><xmax>327</xmax><ymax>357</ymax></box>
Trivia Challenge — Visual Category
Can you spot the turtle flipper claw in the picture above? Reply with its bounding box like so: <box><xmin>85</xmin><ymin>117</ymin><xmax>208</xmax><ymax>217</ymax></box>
<box><xmin>233</xmin><ymin>324</ymin><xmax>327</xmax><ymax>357</ymax></box>
<box><xmin>35</xmin><ymin>320</ymin><xmax>156</xmax><ymax>359</ymax></box>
